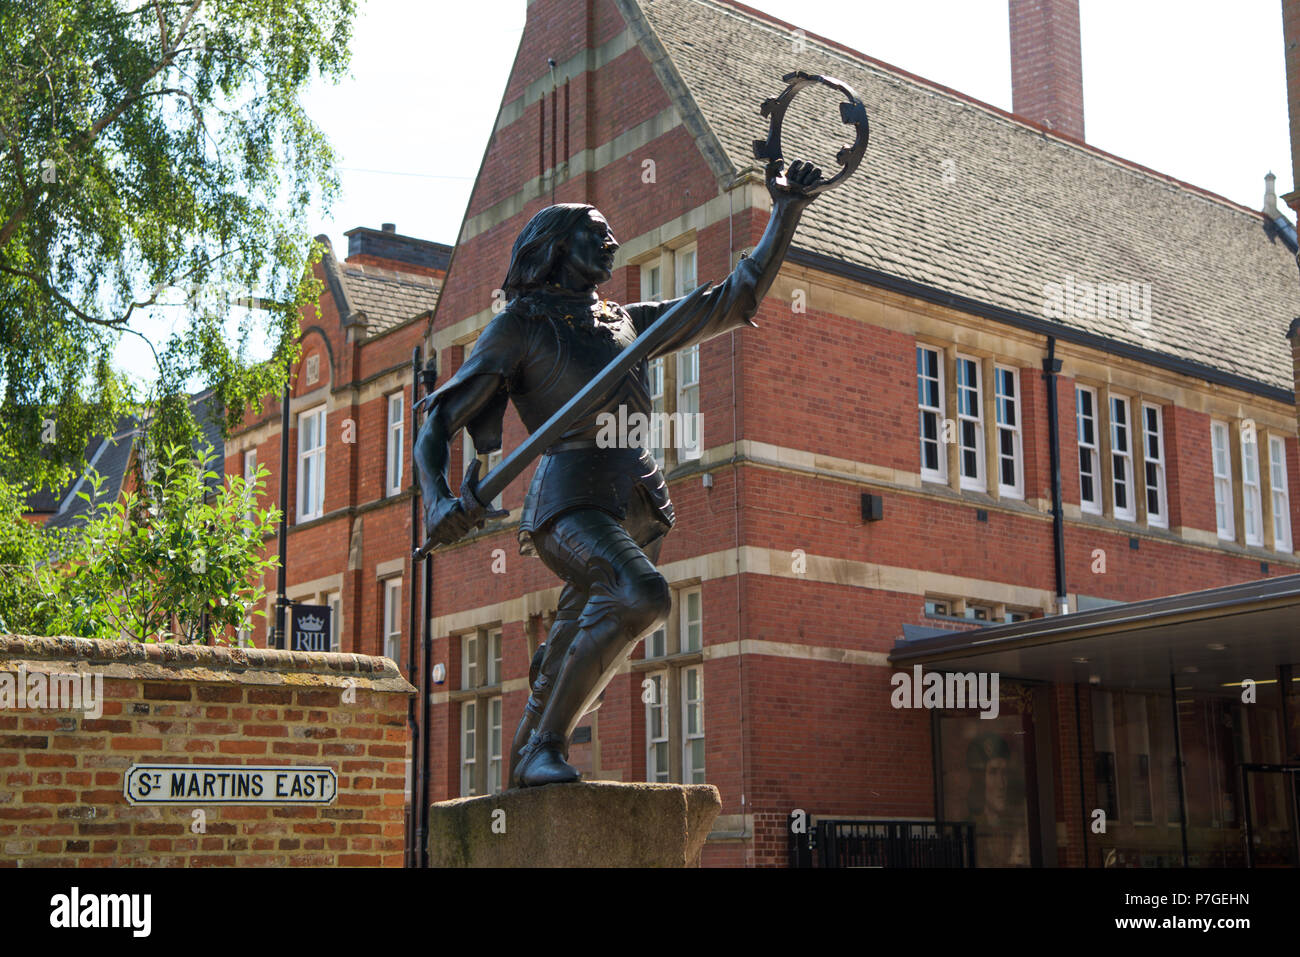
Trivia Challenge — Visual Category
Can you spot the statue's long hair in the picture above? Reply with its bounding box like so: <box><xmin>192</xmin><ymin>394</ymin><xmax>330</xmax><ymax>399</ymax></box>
<box><xmin>501</xmin><ymin>203</ymin><xmax>597</xmax><ymax>300</ymax></box>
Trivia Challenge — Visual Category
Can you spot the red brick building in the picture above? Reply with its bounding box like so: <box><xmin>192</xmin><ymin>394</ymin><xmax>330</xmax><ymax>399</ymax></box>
<box><xmin>226</xmin><ymin>225</ymin><xmax>447</xmax><ymax>660</ymax></box>
<box><xmin>232</xmin><ymin>0</ymin><xmax>1300</xmax><ymax>867</ymax></box>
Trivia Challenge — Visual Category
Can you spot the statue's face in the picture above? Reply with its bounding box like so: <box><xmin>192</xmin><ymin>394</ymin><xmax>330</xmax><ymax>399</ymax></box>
<box><xmin>562</xmin><ymin>210</ymin><xmax>619</xmax><ymax>286</ymax></box>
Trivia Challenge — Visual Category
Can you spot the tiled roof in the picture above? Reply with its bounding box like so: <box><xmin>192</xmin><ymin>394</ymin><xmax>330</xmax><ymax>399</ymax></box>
<box><xmin>341</xmin><ymin>262</ymin><xmax>441</xmax><ymax>336</ymax></box>
<box><xmin>633</xmin><ymin>0</ymin><xmax>1299</xmax><ymax>394</ymax></box>
<box><xmin>41</xmin><ymin>392</ymin><xmax>225</xmax><ymax>529</ymax></box>
<box><xmin>44</xmin><ymin>417</ymin><xmax>139</xmax><ymax>529</ymax></box>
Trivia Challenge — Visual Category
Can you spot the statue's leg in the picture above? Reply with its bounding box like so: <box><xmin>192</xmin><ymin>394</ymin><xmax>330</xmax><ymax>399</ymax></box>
<box><xmin>507</xmin><ymin>587</ymin><xmax>584</xmax><ymax>785</ymax></box>
<box><xmin>513</xmin><ymin>508</ymin><xmax>671</xmax><ymax>787</ymax></box>
<box><xmin>559</xmin><ymin>523</ymin><xmax>666</xmax><ymax>732</ymax></box>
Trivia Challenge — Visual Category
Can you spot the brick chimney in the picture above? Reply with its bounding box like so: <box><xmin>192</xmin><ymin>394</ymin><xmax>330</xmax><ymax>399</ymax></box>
<box><xmin>343</xmin><ymin>225</ymin><xmax>453</xmax><ymax>278</ymax></box>
<box><xmin>1009</xmin><ymin>0</ymin><xmax>1085</xmax><ymax>141</ymax></box>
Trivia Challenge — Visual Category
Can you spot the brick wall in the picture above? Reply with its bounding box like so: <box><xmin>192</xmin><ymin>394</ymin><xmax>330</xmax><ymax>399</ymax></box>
<box><xmin>0</xmin><ymin>635</ymin><xmax>414</xmax><ymax>867</ymax></box>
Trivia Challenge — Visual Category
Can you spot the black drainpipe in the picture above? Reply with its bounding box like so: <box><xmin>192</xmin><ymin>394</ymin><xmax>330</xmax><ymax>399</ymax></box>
<box><xmin>1042</xmin><ymin>338</ymin><xmax>1068</xmax><ymax>615</ymax></box>
<box><xmin>405</xmin><ymin>347</ymin><xmax>423</xmax><ymax>868</ymax></box>
<box><xmin>419</xmin><ymin>532</ymin><xmax>434</xmax><ymax>867</ymax></box>
<box><xmin>417</xmin><ymin>352</ymin><xmax>438</xmax><ymax>869</ymax></box>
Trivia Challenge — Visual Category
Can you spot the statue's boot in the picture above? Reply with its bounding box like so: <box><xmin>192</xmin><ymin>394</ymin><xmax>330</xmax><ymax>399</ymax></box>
<box><xmin>514</xmin><ymin>572</ymin><xmax>670</xmax><ymax>788</ymax></box>
<box><xmin>508</xmin><ymin>613</ymin><xmax>579</xmax><ymax>786</ymax></box>
<box><xmin>512</xmin><ymin>630</ymin><xmax>621</xmax><ymax>787</ymax></box>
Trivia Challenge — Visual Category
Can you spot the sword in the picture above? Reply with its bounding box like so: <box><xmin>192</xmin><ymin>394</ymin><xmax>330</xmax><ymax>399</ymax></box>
<box><xmin>415</xmin><ymin>280</ymin><xmax>714</xmax><ymax>557</ymax></box>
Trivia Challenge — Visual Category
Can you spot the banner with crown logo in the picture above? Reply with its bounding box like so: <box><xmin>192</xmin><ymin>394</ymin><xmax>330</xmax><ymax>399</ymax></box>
<box><xmin>290</xmin><ymin>603</ymin><xmax>333</xmax><ymax>653</ymax></box>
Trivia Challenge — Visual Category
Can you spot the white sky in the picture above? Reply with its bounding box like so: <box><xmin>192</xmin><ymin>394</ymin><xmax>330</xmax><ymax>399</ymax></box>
<box><xmin>306</xmin><ymin>0</ymin><xmax>1295</xmax><ymax>250</ymax></box>
<box><xmin>114</xmin><ymin>0</ymin><xmax>1296</xmax><ymax>382</ymax></box>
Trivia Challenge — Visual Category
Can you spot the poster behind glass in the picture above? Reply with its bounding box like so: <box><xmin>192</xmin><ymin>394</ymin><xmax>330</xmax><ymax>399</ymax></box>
<box><xmin>940</xmin><ymin>714</ymin><xmax>1032</xmax><ymax>867</ymax></box>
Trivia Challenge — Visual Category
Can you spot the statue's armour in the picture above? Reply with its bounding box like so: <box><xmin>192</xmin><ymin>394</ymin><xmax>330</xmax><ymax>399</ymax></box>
<box><xmin>427</xmin><ymin>255</ymin><xmax>762</xmax><ymax>555</ymax></box>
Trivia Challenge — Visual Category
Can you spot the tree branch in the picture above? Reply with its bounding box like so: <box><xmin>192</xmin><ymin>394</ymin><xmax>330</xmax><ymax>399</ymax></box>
<box><xmin>154</xmin><ymin>1</ymin><xmax>169</xmax><ymax>56</ymax></box>
<box><xmin>0</xmin><ymin>264</ymin><xmax>164</xmax><ymax>370</ymax></box>
<box><xmin>6</xmin><ymin>134</ymin><xmax>29</xmax><ymax>196</ymax></box>
<box><xmin>0</xmin><ymin>0</ymin><xmax>205</xmax><ymax>251</ymax></box>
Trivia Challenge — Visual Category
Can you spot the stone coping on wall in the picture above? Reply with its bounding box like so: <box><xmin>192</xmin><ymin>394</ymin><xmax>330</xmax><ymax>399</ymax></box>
<box><xmin>0</xmin><ymin>635</ymin><xmax>416</xmax><ymax>694</ymax></box>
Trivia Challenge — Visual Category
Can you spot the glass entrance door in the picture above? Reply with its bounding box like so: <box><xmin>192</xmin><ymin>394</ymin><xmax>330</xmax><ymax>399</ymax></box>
<box><xmin>1240</xmin><ymin>765</ymin><xmax>1300</xmax><ymax>867</ymax></box>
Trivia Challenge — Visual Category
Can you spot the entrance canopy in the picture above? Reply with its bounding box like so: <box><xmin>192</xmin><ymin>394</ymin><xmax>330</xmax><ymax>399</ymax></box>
<box><xmin>890</xmin><ymin>574</ymin><xmax>1300</xmax><ymax>694</ymax></box>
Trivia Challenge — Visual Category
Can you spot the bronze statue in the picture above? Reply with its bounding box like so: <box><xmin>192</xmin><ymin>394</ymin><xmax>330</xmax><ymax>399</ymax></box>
<box><xmin>414</xmin><ymin>73</ymin><xmax>868</xmax><ymax>788</ymax></box>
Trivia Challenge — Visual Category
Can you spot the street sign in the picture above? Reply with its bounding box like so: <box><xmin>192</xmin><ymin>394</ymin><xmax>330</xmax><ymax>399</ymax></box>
<box><xmin>290</xmin><ymin>603</ymin><xmax>332</xmax><ymax>652</ymax></box>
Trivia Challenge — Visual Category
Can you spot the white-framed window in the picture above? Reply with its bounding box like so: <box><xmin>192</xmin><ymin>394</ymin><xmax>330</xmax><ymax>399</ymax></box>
<box><xmin>682</xmin><ymin>665</ymin><xmax>705</xmax><ymax>784</ymax></box>
<box><xmin>926</xmin><ymin>595</ymin><xmax>1037</xmax><ymax>623</ymax></box>
<box><xmin>955</xmin><ymin>355</ymin><xmax>984</xmax><ymax>491</ymax></box>
<box><xmin>680</xmin><ymin>587</ymin><xmax>702</xmax><ymax>652</ymax></box>
<box><xmin>459</xmin><ymin>627</ymin><xmax>505</xmax><ymax>797</ymax></box>
<box><xmin>460</xmin><ymin>628</ymin><xmax>502</xmax><ymax>689</ymax></box>
<box><xmin>676</xmin><ymin>346</ymin><xmax>700</xmax><ymax>461</ymax></box>
<box><xmin>462</xmin><ymin>633</ymin><xmax>479</xmax><ymax>690</ymax></box>
<box><xmin>485</xmin><ymin>448</ymin><xmax>503</xmax><ymax>508</ymax></box>
<box><xmin>297</xmin><ymin>406</ymin><xmax>326</xmax><ymax>522</ymax></box>
<box><xmin>639</xmin><ymin>586</ymin><xmax>704</xmax><ymax>784</ymax></box>
<box><xmin>642</xmin><ymin>256</ymin><xmax>666</xmax><ymax>467</ymax></box>
<box><xmin>646</xmin><ymin>623</ymin><xmax>667</xmax><ymax>659</ymax></box>
<box><xmin>487</xmin><ymin>697</ymin><xmax>503</xmax><ymax>795</ymax></box>
<box><xmin>326</xmin><ymin>591</ymin><xmax>342</xmax><ymax>653</ymax></box>
<box><xmin>674</xmin><ymin>245</ymin><xmax>697</xmax><ymax>296</ymax></box>
<box><xmin>638</xmin><ymin>244</ymin><xmax>705</xmax><ymax>470</ymax></box>
<box><xmin>1109</xmin><ymin>395</ymin><xmax>1135</xmax><ymax>522</ymax></box>
<box><xmin>674</xmin><ymin>245</ymin><xmax>701</xmax><ymax>462</ymax></box>
<box><xmin>1141</xmin><ymin>404</ymin><xmax>1167</xmax><ymax>528</ymax></box>
<box><xmin>242</xmin><ymin>449</ymin><xmax>258</xmax><ymax>528</ymax></box>
<box><xmin>1242</xmin><ymin>430</ymin><xmax>1264</xmax><ymax>547</ymax></box>
<box><xmin>641</xmin><ymin>260</ymin><xmax>662</xmax><ymax>303</ymax></box>
<box><xmin>386</xmin><ymin>392</ymin><xmax>404</xmax><ymax>497</ymax></box>
<box><xmin>1077</xmin><ymin>387</ymin><xmax>1101</xmax><ymax>514</ymax></box>
<box><xmin>916</xmin><ymin>346</ymin><xmax>946</xmax><ymax>482</ymax></box>
<box><xmin>648</xmin><ymin>357</ymin><xmax>666</xmax><ymax>468</ymax></box>
<box><xmin>462</xmin><ymin>431</ymin><xmax>504</xmax><ymax>511</ymax></box>
<box><xmin>383</xmin><ymin>578</ymin><xmax>402</xmax><ymax>663</ymax></box>
<box><xmin>487</xmin><ymin>628</ymin><xmax>502</xmax><ymax>686</ymax></box>
<box><xmin>1211</xmin><ymin>421</ymin><xmax>1234</xmax><ymax>540</ymax></box>
<box><xmin>646</xmin><ymin>671</ymin><xmax>669</xmax><ymax>783</ymax></box>
<box><xmin>1269</xmin><ymin>435</ymin><xmax>1292</xmax><ymax>552</ymax></box>
<box><xmin>994</xmin><ymin>365</ymin><xmax>1022</xmax><ymax>498</ymax></box>
<box><xmin>460</xmin><ymin>700</ymin><xmax>477</xmax><ymax>797</ymax></box>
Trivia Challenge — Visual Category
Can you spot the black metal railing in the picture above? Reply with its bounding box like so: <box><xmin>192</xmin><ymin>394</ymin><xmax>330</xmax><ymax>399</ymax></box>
<box><xmin>789</xmin><ymin>819</ymin><xmax>976</xmax><ymax>868</ymax></box>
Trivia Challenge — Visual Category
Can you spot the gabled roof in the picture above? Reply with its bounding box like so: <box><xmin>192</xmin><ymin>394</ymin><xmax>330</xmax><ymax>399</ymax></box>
<box><xmin>43</xmin><ymin>416</ymin><xmax>139</xmax><ymax>530</ymax></box>
<box><xmin>342</xmin><ymin>263</ymin><xmax>442</xmax><ymax>335</ymax></box>
<box><xmin>37</xmin><ymin>391</ymin><xmax>225</xmax><ymax>530</ymax></box>
<box><xmin>631</xmin><ymin>0</ymin><xmax>1299</xmax><ymax>395</ymax></box>
<box><xmin>316</xmin><ymin>236</ymin><xmax>442</xmax><ymax>337</ymax></box>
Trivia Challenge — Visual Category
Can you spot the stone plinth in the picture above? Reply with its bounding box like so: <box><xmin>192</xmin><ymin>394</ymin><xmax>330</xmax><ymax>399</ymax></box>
<box><xmin>428</xmin><ymin>780</ymin><xmax>721</xmax><ymax>867</ymax></box>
